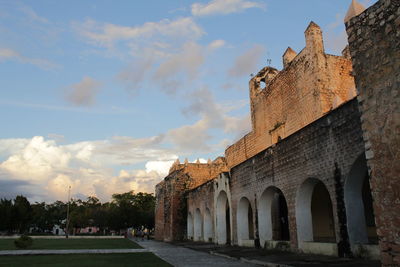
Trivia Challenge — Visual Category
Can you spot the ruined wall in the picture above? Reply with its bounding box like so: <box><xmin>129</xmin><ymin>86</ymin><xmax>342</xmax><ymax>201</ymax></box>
<box><xmin>346</xmin><ymin>1</ymin><xmax>400</xmax><ymax>265</ymax></box>
<box><xmin>225</xmin><ymin>22</ymin><xmax>356</xmax><ymax>169</ymax></box>
<box><xmin>154</xmin><ymin>181</ymin><xmax>165</xmax><ymax>240</ymax></box>
<box><xmin>229</xmin><ymin>99</ymin><xmax>365</xmax><ymax>249</ymax></box>
<box><xmin>154</xmin><ymin>159</ymin><xmax>228</xmax><ymax>241</ymax></box>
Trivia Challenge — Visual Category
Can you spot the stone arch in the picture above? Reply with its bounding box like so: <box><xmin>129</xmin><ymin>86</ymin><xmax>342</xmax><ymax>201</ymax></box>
<box><xmin>296</xmin><ymin>178</ymin><xmax>336</xmax><ymax>243</ymax></box>
<box><xmin>204</xmin><ymin>208</ymin><xmax>213</xmax><ymax>242</ymax></box>
<box><xmin>345</xmin><ymin>154</ymin><xmax>377</xmax><ymax>245</ymax></box>
<box><xmin>187</xmin><ymin>212</ymin><xmax>194</xmax><ymax>240</ymax></box>
<box><xmin>194</xmin><ymin>208</ymin><xmax>202</xmax><ymax>241</ymax></box>
<box><xmin>216</xmin><ymin>190</ymin><xmax>231</xmax><ymax>245</ymax></box>
<box><xmin>258</xmin><ymin>186</ymin><xmax>290</xmax><ymax>247</ymax></box>
<box><xmin>237</xmin><ymin>197</ymin><xmax>254</xmax><ymax>245</ymax></box>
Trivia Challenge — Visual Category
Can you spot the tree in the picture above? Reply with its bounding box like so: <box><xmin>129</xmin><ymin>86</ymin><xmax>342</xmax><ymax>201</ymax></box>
<box><xmin>0</xmin><ymin>191</ymin><xmax>156</xmax><ymax>234</ymax></box>
<box><xmin>13</xmin><ymin>195</ymin><xmax>32</xmax><ymax>233</ymax></box>
<box><xmin>47</xmin><ymin>200</ymin><xmax>67</xmax><ymax>227</ymax></box>
<box><xmin>0</xmin><ymin>199</ymin><xmax>14</xmax><ymax>233</ymax></box>
<box><xmin>134</xmin><ymin>192</ymin><xmax>155</xmax><ymax>228</ymax></box>
<box><xmin>110</xmin><ymin>191</ymin><xmax>138</xmax><ymax>231</ymax></box>
<box><xmin>31</xmin><ymin>202</ymin><xmax>52</xmax><ymax>232</ymax></box>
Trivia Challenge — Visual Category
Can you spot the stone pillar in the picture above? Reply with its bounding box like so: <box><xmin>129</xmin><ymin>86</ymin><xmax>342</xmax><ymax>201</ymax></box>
<box><xmin>345</xmin><ymin>0</ymin><xmax>400</xmax><ymax>265</ymax></box>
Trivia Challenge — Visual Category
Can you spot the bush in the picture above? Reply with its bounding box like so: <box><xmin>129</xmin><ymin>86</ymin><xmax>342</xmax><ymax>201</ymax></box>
<box><xmin>14</xmin><ymin>235</ymin><xmax>33</xmax><ymax>249</ymax></box>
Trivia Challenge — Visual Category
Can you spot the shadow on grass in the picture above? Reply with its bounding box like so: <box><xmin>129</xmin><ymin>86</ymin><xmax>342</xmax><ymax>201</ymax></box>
<box><xmin>0</xmin><ymin>238</ymin><xmax>142</xmax><ymax>250</ymax></box>
<box><xmin>0</xmin><ymin>252</ymin><xmax>172</xmax><ymax>267</ymax></box>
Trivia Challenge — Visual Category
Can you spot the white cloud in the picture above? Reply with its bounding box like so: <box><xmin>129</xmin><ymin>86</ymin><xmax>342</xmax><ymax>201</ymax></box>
<box><xmin>145</xmin><ymin>160</ymin><xmax>176</xmax><ymax>177</ymax></box>
<box><xmin>0</xmin><ymin>135</ymin><xmax>179</xmax><ymax>202</ymax></box>
<box><xmin>192</xmin><ymin>0</ymin><xmax>265</xmax><ymax>17</ymax></box>
<box><xmin>75</xmin><ymin>17</ymin><xmax>224</xmax><ymax>96</ymax></box>
<box><xmin>167</xmin><ymin>88</ymin><xmax>250</xmax><ymax>152</ymax></box>
<box><xmin>47</xmin><ymin>134</ymin><xmax>65</xmax><ymax>143</ymax></box>
<box><xmin>154</xmin><ymin>41</ymin><xmax>204</xmax><ymax>85</ymax></box>
<box><xmin>119</xmin><ymin>39</ymin><xmax>224</xmax><ymax>95</ymax></box>
<box><xmin>0</xmin><ymin>138</ymin><xmax>31</xmax><ymax>158</ymax></box>
<box><xmin>0</xmin><ymin>47</ymin><xmax>59</xmax><ymax>70</ymax></box>
<box><xmin>65</xmin><ymin>76</ymin><xmax>102</xmax><ymax>106</ymax></box>
<box><xmin>74</xmin><ymin>17</ymin><xmax>204</xmax><ymax>48</ymax></box>
<box><xmin>0</xmin><ymin>89</ymin><xmax>250</xmax><ymax>202</ymax></box>
<box><xmin>0</xmin><ymin>48</ymin><xmax>19</xmax><ymax>59</ymax></box>
<box><xmin>208</xmin><ymin>39</ymin><xmax>226</xmax><ymax>50</ymax></box>
<box><xmin>118</xmin><ymin>56</ymin><xmax>155</xmax><ymax>93</ymax></box>
<box><xmin>167</xmin><ymin>120</ymin><xmax>212</xmax><ymax>152</ymax></box>
<box><xmin>19</xmin><ymin>5</ymin><xmax>49</xmax><ymax>24</ymax></box>
<box><xmin>228</xmin><ymin>44</ymin><xmax>265</xmax><ymax>77</ymax></box>
<box><xmin>0</xmin><ymin>136</ymin><xmax>71</xmax><ymax>181</ymax></box>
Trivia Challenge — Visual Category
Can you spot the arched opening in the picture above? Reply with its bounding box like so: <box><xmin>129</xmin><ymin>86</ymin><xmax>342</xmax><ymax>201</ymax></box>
<box><xmin>204</xmin><ymin>208</ymin><xmax>213</xmax><ymax>242</ymax></box>
<box><xmin>258</xmin><ymin>187</ymin><xmax>290</xmax><ymax>247</ymax></box>
<box><xmin>237</xmin><ymin>197</ymin><xmax>254</xmax><ymax>245</ymax></box>
<box><xmin>194</xmin><ymin>208</ymin><xmax>202</xmax><ymax>241</ymax></box>
<box><xmin>216</xmin><ymin>191</ymin><xmax>231</xmax><ymax>245</ymax></box>
<box><xmin>296</xmin><ymin>178</ymin><xmax>336</xmax><ymax>243</ymax></box>
<box><xmin>312</xmin><ymin>182</ymin><xmax>335</xmax><ymax>242</ymax></box>
<box><xmin>345</xmin><ymin>154</ymin><xmax>378</xmax><ymax>245</ymax></box>
<box><xmin>187</xmin><ymin>212</ymin><xmax>194</xmax><ymax>240</ymax></box>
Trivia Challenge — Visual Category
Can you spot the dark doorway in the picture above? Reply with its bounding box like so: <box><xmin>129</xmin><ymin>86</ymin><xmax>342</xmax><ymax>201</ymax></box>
<box><xmin>362</xmin><ymin>174</ymin><xmax>378</xmax><ymax>244</ymax></box>
<box><xmin>271</xmin><ymin>191</ymin><xmax>290</xmax><ymax>241</ymax></box>
<box><xmin>248</xmin><ymin>204</ymin><xmax>254</xmax><ymax>239</ymax></box>
<box><xmin>278</xmin><ymin>193</ymin><xmax>290</xmax><ymax>240</ymax></box>
<box><xmin>311</xmin><ymin>182</ymin><xmax>336</xmax><ymax>242</ymax></box>
<box><xmin>226</xmin><ymin>200</ymin><xmax>231</xmax><ymax>245</ymax></box>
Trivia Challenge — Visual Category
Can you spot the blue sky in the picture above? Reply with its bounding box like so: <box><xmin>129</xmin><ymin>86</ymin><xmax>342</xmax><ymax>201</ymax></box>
<box><xmin>0</xmin><ymin>0</ymin><xmax>375</xmax><ymax>202</ymax></box>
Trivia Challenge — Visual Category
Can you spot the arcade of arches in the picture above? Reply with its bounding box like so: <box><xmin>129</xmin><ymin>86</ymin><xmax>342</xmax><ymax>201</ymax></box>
<box><xmin>187</xmin><ymin>149</ymin><xmax>379</xmax><ymax>258</ymax></box>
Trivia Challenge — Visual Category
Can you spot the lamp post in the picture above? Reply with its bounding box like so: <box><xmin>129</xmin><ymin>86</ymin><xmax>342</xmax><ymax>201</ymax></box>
<box><xmin>66</xmin><ymin>186</ymin><xmax>71</xmax><ymax>238</ymax></box>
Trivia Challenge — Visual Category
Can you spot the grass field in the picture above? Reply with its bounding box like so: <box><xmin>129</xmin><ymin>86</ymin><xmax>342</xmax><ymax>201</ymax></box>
<box><xmin>0</xmin><ymin>238</ymin><xmax>142</xmax><ymax>250</ymax></box>
<box><xmin>0</xmin><ymin>252</ymin><xmax>172</xmax><ymax>267</ymax></box>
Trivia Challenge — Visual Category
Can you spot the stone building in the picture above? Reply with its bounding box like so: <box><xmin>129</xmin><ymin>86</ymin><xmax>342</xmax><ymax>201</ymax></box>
<box><xmin>155</xmin><ymin>157</ymin><xmax>228</xmax><ymax>241</ymax></box>
<box><xmin>345</xmin><ymin>0</ymin><xmax>400</xmax><ymax>265</ymax></box>
<box><xmin>155</xmin><ymin>0</ymin><xmax>399</xmax><ymax>264</ymax></box>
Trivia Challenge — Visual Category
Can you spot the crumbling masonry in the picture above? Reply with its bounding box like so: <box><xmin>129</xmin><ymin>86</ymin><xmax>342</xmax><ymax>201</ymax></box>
<box><xmin>155</xmin><ymin>0</ymin><xmax>399</xmax><ymax>265</ymax></box>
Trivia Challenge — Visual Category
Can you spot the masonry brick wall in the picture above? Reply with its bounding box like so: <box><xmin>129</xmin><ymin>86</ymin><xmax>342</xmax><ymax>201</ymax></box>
<box><xmin>346</xmin><ymin>1</ymin><xmax>400</xmax><ymax>265</ymax></box>
<box><xmin>229</xmin><ymin>99</ymin><xmax>365</xmax><ymax>249</ymax></box>
<box><xmin>187</xmin><ymin>180</ymin><xmax>215</xmax><ymax>241</ymax></box>
<box><xmin>155</xmin><ymin>160</ymin><xmax>228</xmax><ymax>241</ymax></box>
<box><xmin>154</xmin><ymin>182</ymin><xmax>165</xmax><ymax>240</ymax></box>
<box><xmin>225</xmin><ymin>22</ymin><xmax>356</xmax><ymax>169</ymax></box>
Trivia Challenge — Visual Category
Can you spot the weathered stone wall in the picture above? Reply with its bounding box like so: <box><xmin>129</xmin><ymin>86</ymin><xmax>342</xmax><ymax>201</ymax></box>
<box><xmin>346</xmin><ymin>1</ymin><xmax>400</xmax><ymax>265</ymax></box>
<box><xmin>154</xmin><ymin>181</ymin><xmax>165</xmax><ymax>240</ymax></box>
<box><xmin>155</xmin><ymin>159</ymin><xmax>228</xmax><ymax>241</ymax></box>
<box><xmin>229</xmin><ymin>99</ymin><xmax>365</xmax><ymax>249</ymax></box>
<box><xmin>187</xmin><ymin>180</ymin><xmax>215</xmax><ymax>241</ymax></box>
<box><xmin>225</xmin><ymin>22</ymin><xmax>356</xmax><ymax>169</ymax></box>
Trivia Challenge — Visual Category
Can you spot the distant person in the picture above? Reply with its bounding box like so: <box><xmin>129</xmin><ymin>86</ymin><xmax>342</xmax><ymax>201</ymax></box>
<box><xmin>146</xmin><ymin>229</ymin><xmax>150</xmax><ymax>240</ymax></box>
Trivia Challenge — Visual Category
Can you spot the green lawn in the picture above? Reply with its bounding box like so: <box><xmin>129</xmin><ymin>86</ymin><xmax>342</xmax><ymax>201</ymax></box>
<box><xmin>0</xmin><ymin>253</ymin><xmax>172</xmax><ymax>267</ymax></box>
<box><xmin>0</xmin><ymin>238</ymin><xmax>142</xmax><ymax>250</ymax></box>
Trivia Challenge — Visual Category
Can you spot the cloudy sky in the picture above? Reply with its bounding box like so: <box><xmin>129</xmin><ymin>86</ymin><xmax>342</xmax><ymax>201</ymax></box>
<box><xmin>0</xmin><ymin>0</ymin><xmax>375</xmax><ymax>202</ymax></box>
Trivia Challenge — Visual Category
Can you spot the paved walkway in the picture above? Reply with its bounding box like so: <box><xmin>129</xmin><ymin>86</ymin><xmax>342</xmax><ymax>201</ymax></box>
<box><xmin>0</xmin><ymin>248</ymin><xmax>148</xmax><ymax>255</ymax></box>
<box><xmin>135</xmin><ymin>239</ymin><xmax>256</xmax><ymax>267</ymax></box>
<box><xmin>172</xmin><ymin>241</ymin><xmax>381</xmax><ymax>267</ymax></box>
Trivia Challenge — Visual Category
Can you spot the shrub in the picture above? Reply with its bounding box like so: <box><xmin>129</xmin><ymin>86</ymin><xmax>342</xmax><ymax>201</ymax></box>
<box><xmin>14</xmin><ymin>235</ymin><xmax>33</xmax><ymax>249</ymax></box>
